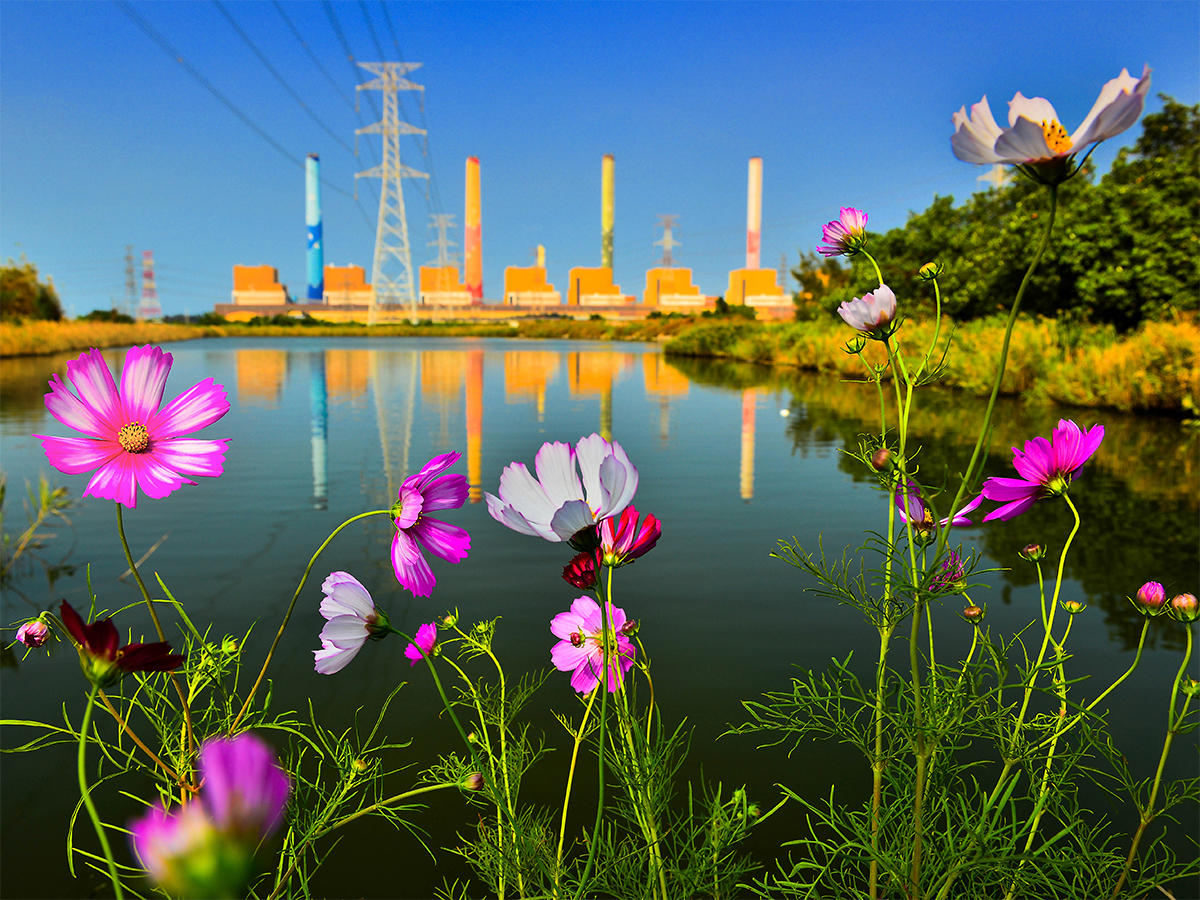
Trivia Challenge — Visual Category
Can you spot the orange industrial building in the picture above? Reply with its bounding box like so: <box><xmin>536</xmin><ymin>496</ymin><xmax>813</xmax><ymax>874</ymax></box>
<box><xmin>419</xmin><ymin>265</ymin><xmax>473</xmax><ymax>306</ymax></box>
<box><xmin>324</xmin><ymin>265</ymin><xmax>373</xmax><ymax>306</ymax></box>
<box><xmin>504</xmin><ymin>266</ymin><xmax>561</xmax><ymax>305</ymax></box>
<box><xmin>726</xmin><ymin>268</ymin><xmax>792</xmax><ymax>319</ymax></box>
<box><xmin>567</xmin><ymin>267</ymin><xmax>633</xmax><ymax>306</ymax></box>
<box><xmin>231</xmin><ymin>266</ymin><xmax>289</xmax><ymax>305</ymax></box>
<box><xmin>643</xmin><ymin>267</ymin><xmax>713</xmax><ymax>310</ymax></box>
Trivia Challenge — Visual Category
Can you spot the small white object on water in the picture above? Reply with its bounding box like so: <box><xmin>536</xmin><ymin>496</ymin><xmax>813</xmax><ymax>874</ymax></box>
<box><xmin>779</xmin><ymin>409</ymin><xmax>790</xmax><ymax>417</ymax></box>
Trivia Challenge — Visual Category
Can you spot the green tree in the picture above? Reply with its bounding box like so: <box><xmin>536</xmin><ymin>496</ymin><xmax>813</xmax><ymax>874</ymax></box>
<box><xmin>1</xmin><ymin>258</ymin><xmax>63</xmax><ymax>321</ymax></box>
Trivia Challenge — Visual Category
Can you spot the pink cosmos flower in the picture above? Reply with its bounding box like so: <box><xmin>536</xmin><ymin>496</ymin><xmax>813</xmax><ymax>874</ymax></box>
<box><xmin>837</xmin><ymin>285</ymin><xmax>897</xmax><ymax>334</ymax></box>
<box><xmin>599</xmin><ymin>506</ymin><xmax>662</xmax><ymax>567</ymax></box>
<box><xmin>929</xmin><ymin>551</ymin><xmax>967</xmax><ymax>593</ymax></box>
<box><xmin>896</xmin><ymin>482</ymin><xmax>984</xmax><ymax>532</ymax></box>
<box><xmin>391</xmin><ymin>452</ymin><xmax>471</xmax><ymax>598</ymax></box>
<box><xmin>404</xmin><ymin>622</ymin><xmax>438</xmax><ymax>666</ymax></box>
<box><xmin>550</xmin><ymin>596</ymin><xmax>636</xmax><ymax>694</ymax></box>
<box><xmin>34</xmin><ymin>346</ymin><xmax>229</xmax><ymax>508</ymax></box>
<box><xmin>130</xmin><ymin>732</ymin><xmax>289</xmax><ymax>898</ymax></box>
<box><xmin>313</xmin><ymin>572</ymin><xmax>389</xmax><ymax>675</ymax></box>
<box><xmin>1133</xmin><ymin>581</ymin><xmax>1168</xmax><ymax>616</ymax></box>
<box><xmin>486</xmin><ymin>434</ymin><xmax>639</xmax><ymax>544</ymax></box>
<box><xmin>982</xmin><ymin>419</ymin><xmax>1104</xmax><ymax>522</ymax></box>
<box><xmin>15</xmin><ymin>620</ymin><xmax>50</xmax><ymax>648</ymax></box>
<box><xmin>952</xmin><ymin>67</ymin><xmax>1151</xmax><ymax>168</ymax></box>
<box><xmin>817</xmin><ymin>207</ymin><xmax>869</xmax><ymax>257</ymax></box>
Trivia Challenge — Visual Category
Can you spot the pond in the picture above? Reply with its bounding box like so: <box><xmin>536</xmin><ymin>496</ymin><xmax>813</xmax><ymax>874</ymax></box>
<box><xmin>1</xmin><ymin>336</ymin><xmax>1197</xmax><ymax>898</ymax></box>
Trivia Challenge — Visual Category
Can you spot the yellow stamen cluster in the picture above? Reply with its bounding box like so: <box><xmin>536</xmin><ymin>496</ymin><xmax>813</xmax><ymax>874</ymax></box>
<box><xmin>1041</xmin><ymin>119</ymin><xmax>1073</xmax><ymax>155</ymax></box>
<box><xmin>117</xmin><ymin>422</ymin><xmax>150</xmax><ymax>453</ymax></box>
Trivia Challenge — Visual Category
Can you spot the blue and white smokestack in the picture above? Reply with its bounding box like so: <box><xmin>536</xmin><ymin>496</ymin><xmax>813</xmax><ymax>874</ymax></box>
<box><xmin>306</xmin><ymin>153</ymin><xmax>324</xmax><ymax>301</ymax></box>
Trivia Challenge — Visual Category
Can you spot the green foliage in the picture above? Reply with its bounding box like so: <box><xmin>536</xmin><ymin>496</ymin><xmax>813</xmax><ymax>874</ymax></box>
<box><xmin>1</xmin><ymin>258</ymin><xmax>63</xmax><ymax>321</ymax></box>
<box><xmin>702</xmin><ymin>297</ymin><xmax>758</xmax><ymax>320</ymax></box>
<box><xmin>791</xmin><ymin>250</ymin><xmax>851</xmax><ymax>320</ymax></box>
<box><xmin>79</xmin><ymin>308</ymin><xmax>135</xmax><ymax>323</ymax></box>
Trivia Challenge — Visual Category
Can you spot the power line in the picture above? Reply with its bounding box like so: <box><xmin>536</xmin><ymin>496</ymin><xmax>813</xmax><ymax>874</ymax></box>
<box><xmin>322</xmin><ymin>0</ymin><xmax>380</xmax><ymax>123</ymax></box>
<box><xmin>112</xmin><ymin>0</ymin><xmax>374</xmax><ymax>232</ymax></box>
<box><xmin>271</xmin><ymin>1</ymin><xmax>355</xmax><ymax>110</ymax></box>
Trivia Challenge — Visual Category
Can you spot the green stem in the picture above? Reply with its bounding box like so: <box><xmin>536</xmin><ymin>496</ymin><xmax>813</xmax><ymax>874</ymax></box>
<box><xmin>860</xmin><ymin>249</ymin><xmax>885</xmax><ymax>287</ymax></box>
<box><xmin>231</xmin><ymin>509</ymin><xmax>391</xmax><ymax>732</ymax></box>
<box><xmin>869</xmin><ymin>623</ymin><xmax>894</xmax><ymax>900</ymax></box>
<box><xmin>78</xmin><ymin>685</ymin><xmax>124</xmax><ymax>899</ymax></box>
<box><xmin>556</xmin><ymin>687</ymin><xmax>599</xmax><ymax>896</ymax></box>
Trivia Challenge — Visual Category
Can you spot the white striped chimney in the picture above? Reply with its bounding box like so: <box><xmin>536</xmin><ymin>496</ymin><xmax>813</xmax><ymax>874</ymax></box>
<box><xmin>746</xmin><ymin>157</ymin><xmax>763</xmax><ymax>270</ymax></box>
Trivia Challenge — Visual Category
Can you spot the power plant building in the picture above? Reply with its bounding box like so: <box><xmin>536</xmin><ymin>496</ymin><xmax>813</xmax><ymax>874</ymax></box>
<box><xmin>643</xmin><ymin>267</ymin><xmax>712</xmax><ymax>309</ymax></box>
<box><xmin>231</xmin><ymin>266</ymin><xmax>289</xmax><ymax>305</ymax></box>
<box><xmin>504</xmin><ymin>266</ymin><xmax>560</xmax><ymax>305</ymax></box>
<box><xmin>567</xmin><ymin>267</ymin><xmax>631</xmax><ymax>306</ymax></box>
<box><xmin>419</xmin><ymin>265</ymin><xmax>472</xmax><ymax>306</ymax></box>
<box><xmin>324</xmin><ymin>265</ymin><xmax>372</xmax><ymax>306</ymax></box>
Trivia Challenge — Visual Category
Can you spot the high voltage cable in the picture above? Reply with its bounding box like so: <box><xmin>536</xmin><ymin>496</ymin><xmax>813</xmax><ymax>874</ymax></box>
<box><xmin>112</xmin><ymin>0</ymin><xmax>374</xmax><ymax>232</ymax></box>
<box><xmin>321</xmin><ymin>0</ymin><xmax>380</xmax><ymax>122</ymax></box>
<box><xmin>212</xmin><ymin>0</ymin><xmax>354</xmax><ymax>156</ymax></box>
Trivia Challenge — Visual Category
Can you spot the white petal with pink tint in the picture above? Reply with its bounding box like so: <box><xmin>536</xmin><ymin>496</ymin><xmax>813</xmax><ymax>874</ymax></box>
<box><xmin>150</xmin><ymin>378</ymin><xmax>229</xmax><ymax>439</ymax></box>
<box><xmin>120</xmin><ymin>346</ymin><xmax>172</xmax><ymax>424</ymax></box>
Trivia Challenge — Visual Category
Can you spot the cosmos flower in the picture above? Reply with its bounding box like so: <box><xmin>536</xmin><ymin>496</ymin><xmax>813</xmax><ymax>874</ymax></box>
<box><xmin>486</xmin><ymin>434</ymin><xmax>639</xmax><ymax>544</ymax></box>
<box><xmin>981</xmin><ymin>419</ymin><xmax>1105</xmax><ymax>522</ymax></box>
<box><xmin>550</xmin><ymin>596</ymin><xmax>636</xmax><ymax>694</ymax></box>
<box><xmin>129</xmin><ymin>732</ymin><xmax>290</xmax><ymax>899</ymax></box>
<box><xmin>599</xmin><ymin>506</ymin><xmax>662</xmax><ymax>567</ymax></box>
<box><xmin>313</xmin><ymin>572</ymin><xmax>389</xmax><ymax>675</ymax></box>
<box><xmin>1132</xmin><ymin>581</ymin><xmax>1168</xmax><ymax>617</ymax></box>
<box><xmin>15</xmin><ymin>620</ymin><xmax>50</xmax><ymax>648</ymax></box>
<box><xmin>952</xmin><ymin>67</ymin><xmax>1151</xmax><ymax>169</ymax></box>
<box><xmin>403</xmin><ymin>622</ymin><xmax>438</xmax><ymax>666</ymax></box>
<box><xmin>563</xmin><ymin>550</ymin><xmax>601</xmax><ymax>590</ymax></box>
<box><xmin>35</xmin><ymin>346</ymin><xmax>229</xmax><ymax>509</ymax></box>
<box><xmin>817</xmin><ymin>207</ymin><xmax>869</xmax><ymax>257</ymax></box>
<box><xmin>1170</xmin><ymin>593</ymin><xmax>1198</xmax><ymax>623</ymax></box>
<box><xmin>390</xmin><ymin>452</ymin><xmax>471</xmax><ymax>598</ymax></box>
<box><xmin>929</xmin><ymin>551</ymin><xmax>967</xmax><ymax>594</ymax></box>
<box><xmin>837</xmin><ymin>285</ymin><xmax>897</xmax><ymax>335</ymax></box>
<box><xmin>896</xmin><ymin>483</ymin><xmax>984</xmax><ymax>532</ymax></box>
<box><xmin>60</xmin><ymin>600</ymin><xmax>184</xmax><ymax>688</ymax></box>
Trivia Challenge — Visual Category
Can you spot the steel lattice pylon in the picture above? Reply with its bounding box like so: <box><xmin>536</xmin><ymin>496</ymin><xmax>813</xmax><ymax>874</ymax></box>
<box><xmin>355</xmin><ymin>62</ymin><xmax>428</xmax><ymax>324</ymax></box>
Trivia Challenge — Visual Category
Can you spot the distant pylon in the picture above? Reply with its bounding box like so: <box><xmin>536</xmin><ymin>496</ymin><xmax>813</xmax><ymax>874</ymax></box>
<box><xmin>138</xmin><ymin>251</ymin><xmax>161</xmax><ymax>319</ymax></box>
<box><xmin>654</xmin><ymin>215</ymin><xmax>680</xmax><ymax>267</ymax></box>
<box><xmin>354</xmin><ymin>62</ymin><xmax>429</xmax><ymax>324</ymax></box>
<box><xmin>123</xmin><ymin>245</ymin><xmax>136</xmax><ymax>317</ymax></box>
<box><xmin>777</xmin><ymin>252</ymin><xmax>791</xmax><ymax>296</ymax></box>
<box><xmin>428</xmin><ymin>213</ymin><xmax>459</xmax><ymax>267</ymax></box>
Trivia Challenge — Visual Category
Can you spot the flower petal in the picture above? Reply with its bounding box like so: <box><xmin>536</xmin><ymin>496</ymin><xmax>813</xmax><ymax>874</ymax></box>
<box><xmin>35</xmin><ymin>435</ymin><xmax>122</xmax><ymax>474</ymax></box>
<box><xmin>130</xmin><ymin>454</ymin><xmax>192</xmax><ymax>501</ymax></box>
<box><xmin>315</xmin><ymin>639</ymin><xmax>360</xmax><ymax>674</ymax></box>
<box><xmin>550</xmin><ymin>499</ymin><xmax>599</xmax><ymax>541</ymax></box>
<box><xmin>149</xmin><ymin>378</ymin><xmax>229</xmax><ymax>439</ymax></box>
<box><xmin>407</xmin><ymin>451</ymin><xmax>461</xmax><ymax>492</ymax></box>
<box><xmin>120</xmin><ymin>345</ymin><xmax>172</xmax><ymax>424</ymax></box>
<box><xmin>43</xmin><ymin>373</ymin><xmax>110</xmax><ymax>437</ymax></box>
<box><xmin>1011</xmin><ymin>436</ymin><xmax>1054</xmax><ymax>484</ymax></box>
<box><xmin>1006</xmin><ymin>92</ymin><xmax>1060</xmax><ymax>129</ymax></box>
<box><xmin>319</xmin><ymin>615</ymin><xmax>371</xmax><ymax>649</ymax></box>
<box><xmin>320</xmin><ymin>571</ymin><xmax>375</xmax><ymax>620</ymax></box>
<box><xmin>994</xmin><ymin>114</ymin><xmax>1056</xmax><ymax>162</ymax></box>
<box><xmin>981</xmin><ymin>476</ymin><xmax>1040</xmax><ymax>502</ymax></box>
<box><xmin>66</xmin><ymin>349</ymin><xmax>123</xmax><ymax>428</ymax></box>
<box><xmin>395</xmin><ymin>484</ymin><xmax>424</xmax><ymax>529</ymax></box>
<box><xmin>951</xmin><ymin>97</ymin><xmax>1005</xmax><ymax>164</ymax></box>
<box><xmin>1071</xmin><ymin>66</ymin><xmax>1151</xmax><ymax>146</ymax></box>
<box><xmin>983</xmin><ymin>494</ymin><xmax>1040</xmax><ymax>522</ymax></box>
<box><xmin>391</xmin><ymin>530</ymin><xmax>435</xmax><ymax>597</ymax></box>
<box><xmin>534</xmin><ymin>440</ymin><xmax>583</xmax><ymax>508</ymax></box>
<box><xmin>148</xmin><ymin>439</ymin><xmax>229</xmax><ymax>479</ymax></box>
<box><xmin>550</xmin><ymin>609</ymin><xmax>588</xmax><ymax>641</ymax></box>
<box><xmin>485</xmin><ymin>492</ymin><xmax>544</xmax><ymax>538</ymax></box>
<box><xmin>494</xmin><ymin>461</ymin><xmax>558</xmax><ymax>530</ymax></box>
<box><xmin>412</xmin><ymin>517</ymin><xmax>471</xmax><ymax>564</ymax></box>
<box><xmin>575</xmin><ymin>434</ymin><xmax>612</xmax><ymax>513</ymax></box>
<box><xmin>83</xmin><ymin>453</ymin><xmax>141</xmax><ymax>508</ymax></box>
<box><xmin>420</xmin><ymin>473</ymin><xmax>469</xmax><ymax>511</ymax></box>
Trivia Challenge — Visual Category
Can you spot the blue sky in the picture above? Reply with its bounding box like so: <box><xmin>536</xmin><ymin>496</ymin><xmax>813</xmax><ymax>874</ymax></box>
<box><xmin>2</xmin><ymin>1</ymin><xmax>1196</xmax><ymax>317</ymax></box>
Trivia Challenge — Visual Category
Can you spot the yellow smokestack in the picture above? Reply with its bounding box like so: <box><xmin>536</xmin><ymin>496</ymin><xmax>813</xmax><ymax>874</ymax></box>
<box><xmin>465</xmin><ymin>157</ymin><xmax>482</xmax><ymax>301</ymax></box>
<box><xmin>601</xmin><ymin>154</ymin><xmax>614</xmax><ymax>269</ymax></box>
<box><xmin>537</xmin><ymin>244</ymin><xmax>545</xmax><ymax>269</ymax></box>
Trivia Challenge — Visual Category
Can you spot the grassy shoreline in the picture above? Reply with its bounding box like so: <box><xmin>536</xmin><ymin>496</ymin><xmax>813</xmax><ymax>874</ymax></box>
<box><xmin>3</xmin><ymin>315</ymin><xmax>1194</xmax><ymax>413</ymax></box>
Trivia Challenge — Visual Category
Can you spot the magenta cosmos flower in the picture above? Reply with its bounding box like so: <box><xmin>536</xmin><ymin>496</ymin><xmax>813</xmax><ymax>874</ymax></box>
<box><xmin>981</xmin><ymin>419</ymin><xmax>1105</xmax><ymax>522</ymax></box>
<box><xmin>896</xmin><ymin>482</ymin><xmax>983</xmax><ymax>532</ymax></box>
<box><xmin>486</xmin><ymin>433</ymin><xmax>639</xmax><ymax>544</ymax></box>
<box><xmin>35</xmin><ymin>346</ymin><xmax>229</xmax><ymax>509</ymax></box>
<box><xmin>404</xmin><ymin>622</ymin><xmax>438</xmax><ymax>666</ymax></box>
<box><xmin>391</xmin><ymin>452</ymin><xmax>470</xmax><ymax>598</ymax></box>
<box><xmin>599</xmin><ymin>506</ymin><xmax>661</xmax><ymax>567</ymax></box>
<box><xmin>313</xmin><ymin>572</ymin><xmax>390</xmax><ymax>675</ymax></box>
<box><xmin>838</xmin><ymin>284</ymin><xmax>897</xmax><ymax>334</ymax></box>
<box><xmin>952</xmin><ymin>66</ymin><xmax>1151</xmax><ymax>168</ymax></box>
<box><xmin>130</xmin><ymin>732</ymin><xmax>289</xmax><ymax>898</ymax></box>
<box><xmin>550</xmin><ymin>596</ymin><xmax>636</xmax><ymax>694</ymax></box>
<box><xmin>15</xmin><ymin>620</ymin><xmax>50</xmax><ymax>648</ymax></box>
<box><xmin>817</xmin><ymin>207</ymin><xmax>869</xmax><ymax>258</ymax></box>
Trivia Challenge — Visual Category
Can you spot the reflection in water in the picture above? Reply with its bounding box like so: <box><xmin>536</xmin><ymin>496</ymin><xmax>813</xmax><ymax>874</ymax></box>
<box><xmin>568</xmin><ymin>352</ymin><xmax>635</xmax><ymax>441</ymax></box>
<box><xmin>466</xmin><ymin>350</ymin><xmax>483</xmax><ymax>503</ymax></box>
<box><xmin>370</xmin><ymin>350</ymin><xmax>418</xmax><ymax>500</ymax></box>
<box><xmin>236</xmin><ymin>349</ymin><xmax>286</xmax><ymax>407</ymax></box>
<box><xmin>741</xmin><ymin>388</ymin><xmax>756</xmax><ymax>500</ymax></box>
<box><xmin>310</xmin><ymin>353</ymin><xmax>328</xmax><ymax>510</ymax></box>
<box><xmin>504</xmin><ymin>351</ymin><xmax>558</xmax><ymax>422</ymax></box>
<box><xmin>325</xmin><ymin>350</ymin><xmax>368</xmax><ymax>405</ymax></box>
<box><xmin>642</xmin><ymin>354</ymin><xmax>689</xmax><ymax>445</ymax></box>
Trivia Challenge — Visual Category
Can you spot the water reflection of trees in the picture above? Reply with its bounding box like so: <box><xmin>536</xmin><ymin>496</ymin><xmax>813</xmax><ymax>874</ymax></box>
<box><xmin>666</xmin><ymin>355</ymin><xmax>1198</xmax><ymax>651</ymax></box>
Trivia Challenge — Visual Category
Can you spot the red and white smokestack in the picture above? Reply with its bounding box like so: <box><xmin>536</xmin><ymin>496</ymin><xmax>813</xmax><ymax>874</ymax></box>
<box><xmin>465</xmin><ymin>157</ymin><xmax>482</xmax><ymax>302</ymax></box>
<box><xmin>746</xmin><ymin>157</ymin><xmax>762</xmax><ymax>270</ymax></box>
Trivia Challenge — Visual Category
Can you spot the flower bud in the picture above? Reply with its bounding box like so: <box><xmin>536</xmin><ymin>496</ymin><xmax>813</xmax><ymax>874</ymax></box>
<box><xmin>1133</xmin><ymin>581</ymin><xmax>1168</xmax><ymax>616</ymax></box>
<box><xmin>918</xmin><ymin>262</ymin><xmax>943</xmax><ymax>281</ymax></box>
<box><xmin>463</xmin><ymin>772</ymin><xmax>485</xmax><ymax>791</ymax></box>
<box><xmin>221</xmin><ymin>636</ymin><xmax>239</xmax><ymax>655</ymax></box>
<box><xmin>1062</xmin><ymin>599</ymin><xmax>1087</xmax><ymax>614</ymax></box>
<box><xmin>569</xmin><ymin>631</ymin><xmax>585</xmax><ymax>648</ymax></box>
<box><xmin>441</xmin><ymin>613</ymin><xmax>458</xmax><ymax>628</ymax></box>
<box><xmin>870</xmin><ymin>448</ymin><xmax>893</xmax><ymax>472</ymax></box>
<box><xmin>1019</xmin><ymin>543</ymin><xmax>1046</xmax><ymax>562</ymax></box>
<box><xmin>620</xmin><ymin>619</ymin><xmax>640</xmax><ymax>637</ymax></box>
<box><xmin>15</xmin><ymin>619</ymin><xmax>50</xmax><ymax>648</ymax></box>
<box><xmin>467</xmin><ymin>731</ymin><xmax>478</xmax><ymax>743</ymax></box>
<box><xmin>1169</xmin><ymin>592</ymin><xmax>1198</xmax><ymax>623</ymax></box>
<box><xmin>353</xmin><ymin>758</ymin><xmax>369</xmax><ymax>773</ymax></box>
<box><xmin>962</xmin><ymin>604</ymin><xmax>985</xmax><ymax>624</ymax></box>
<box><xmin>1181</xmin><ymin>677</ymin><xmax>1200</xmax><ymax>699</ymax></box>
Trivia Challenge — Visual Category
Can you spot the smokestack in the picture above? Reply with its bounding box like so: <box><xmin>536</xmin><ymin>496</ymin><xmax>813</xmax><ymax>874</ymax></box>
<box><xmin>536</xmin><ymin>244</ymin><xmax>545</xmax><ymax>269</ymax></box>
<box><xmin>746</xmin><ymin>157</ymin><xmax>762</xmax><ymax>270</ymax></box>
<box><xmin>465</xmin><ymin>157</ymin><xmax>482</xmax><ymax>302</ymax></box>
<box><xmin>306</xmin><ymin>154</ymin><xmax>324</xmax><ymax>301</ymax></box>
<box><xmin>601</xmin><ymin>154</ymin><xmax>615</xmax><ymax>269</ymax></box>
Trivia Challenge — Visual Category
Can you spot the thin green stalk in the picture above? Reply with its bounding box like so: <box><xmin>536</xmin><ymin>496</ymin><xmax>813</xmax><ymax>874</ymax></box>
<box><xmin>481</xmin><ymin>641</ymin><xmax>526</xmax><ymax>898</ymax></box>
<box><xmin>78</xmin><ymin>685</ymin><xmax>124</xmax><ymax>900</ymax></box>
<box><xmin>860</xmin><ymin>249</ymin><xmax>885</xmax><ymax>287</ymax></box>
<box><xmin>612</xmin><ymin>683</ymin><xmax>668</xmax><ymax>900</ymax></box>
<box><xmin>1111</xmin><ymin>624</ymin><xmax>1194</xmax><ymax>898</ymax></box>
<box><xmin>869</xmin><ymin>622</ymin><xmax>895</xmax><ymax>900</ymax></box>
<box><xmin>231</xmin><ymin>509</ymin><xmax>391</xmax><ymax>732</ymax></box>
<box><xmin>556</xmin><ymin>687</ymin><xmax>599</xmax><ymax>896</ymax></box>
<box><xmin>116</xmin><ymin>503</ymin><xmax>195</xmax><ymax>759</ymax></box>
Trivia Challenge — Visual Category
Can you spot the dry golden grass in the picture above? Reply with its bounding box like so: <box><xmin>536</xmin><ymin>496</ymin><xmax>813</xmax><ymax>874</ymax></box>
<box><xmin>0</xmin><ymin>320</ymin><xmax>227</xmax><ymax>357</ymax></box>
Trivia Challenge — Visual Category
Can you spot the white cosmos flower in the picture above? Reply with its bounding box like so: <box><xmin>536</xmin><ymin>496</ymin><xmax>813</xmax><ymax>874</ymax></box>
<box><xmin>952</xmin><ymin>66</ymin><xmax>1151</xmax><ymax>166</ymax></box>
<box><xmin>313</xmin><ymin>571</ymin><xmax>386</xmax><ymax>675</ymax></box>
<box><xmin>838</xmin><ymin>284</ymin><xmax>897</xmax><ymax>334</ymax></box>
<box><xmin>485</xmin><ymin>433</ymin><xmax>639</xmax><ymax>542</ymax></box>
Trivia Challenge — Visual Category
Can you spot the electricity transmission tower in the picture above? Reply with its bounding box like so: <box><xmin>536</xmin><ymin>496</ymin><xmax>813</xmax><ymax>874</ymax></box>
<box><xmin>428</xmin><ymin>213</ymin><xmax>459</xmax><ymax>267</ymax></box>
<box><xmin>123</xmin><ymin>245</ymin><xmax>136</xmax><ymax>317</ymax></box>
<box><xmin>355</xmin><ymin>62</ymin><xmax>429</xmax><ymax>324</ymax></box>
<box><xmin>778</xmin><ymin>252</ymin><xmax>791</xmax><ymax>294</ymax></box>
<box><xmin>654</xmin><ymin>215</ymin><xmax>680</xmax><ymax>267</ymax></box>
<box><xmin>138</xmin><ymin>250</ymin><xmax>161</xmax><ymax>319</ymax></box>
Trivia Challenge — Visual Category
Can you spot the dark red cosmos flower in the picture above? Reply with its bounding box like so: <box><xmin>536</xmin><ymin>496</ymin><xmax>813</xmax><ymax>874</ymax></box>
<box><xmin>563</xmin><ymin>550</ymin><xmax>601</xmax><ymax>590</ymax></box>
<box><xmin>60</xmin><ymin>601</ymin><xmax>185</xmax><ymax>687</ymax></box>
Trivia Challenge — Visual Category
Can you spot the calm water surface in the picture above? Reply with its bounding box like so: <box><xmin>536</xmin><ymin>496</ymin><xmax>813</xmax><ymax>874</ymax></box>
<box><xmin>1</xmin><ymin>337</ymin><xmax>1196</xmax><ymax>898</ymax></box>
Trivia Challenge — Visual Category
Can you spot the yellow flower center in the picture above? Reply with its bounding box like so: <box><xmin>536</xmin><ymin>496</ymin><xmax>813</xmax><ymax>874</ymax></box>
<box><xmin>117</xmin><ymin>422</ymin><xmax>150</xmax><ymax>453</ymax></box>
<box><xmin>1041</xmin><ymin>119</ymin><xmax>1073</xmax><ymax>155</ymax></box>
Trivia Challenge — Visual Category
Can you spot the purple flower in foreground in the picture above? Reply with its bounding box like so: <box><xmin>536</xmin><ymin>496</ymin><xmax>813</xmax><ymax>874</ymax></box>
<box><xmin>838</xmin><ymin>285</ymin><xmax>897</xmax><ymax>335</ymax></box>
<box><xmin>896</xmin><ymin>482</ymin><xmax>983</xmax><ymax>533</ymax></box>
<box><xmin>391</xmin><ymin>452</ymin><xmax>471</xmax><ymax>598</ymax></box>
<box><xmin>486</xmin><ymin>434</ymin><xmax>639</xmax><ymax>544</ymax></box>
<box><xmin>404</xmin><ymin>622</ymin><xmax>438</xmax><ymax>666</ymax></box>
<box><xmin>1132</xmin><ymin>581</ymin><xmax>1168</xmax><ymax>617</ymax></box>
<box><xmin>550</xmin><ymin>596</ymin><xmax>636</xmax><ymax>694</ymax></box>
<box><xmin>313</xmin><ymin>572</ymin><xmax>389</xmax><ymax>675</ymax></box>
<box><xmin>599</xmin><ymin>506</ymin><xmax>662</xmax><ymax>567</ymax></box>
<box><xmin>34</xmin><ymin>346</ymin><xmax>229</xmax><ymax>508</ymax></box>
<box><xmin>129</xmin><ymin>733</ymin><xmax>290</xmax><ymax>899</ymax></box>
<box><xmin>930</xmin><ymin>551</ymin><xmax>967</xmax><ymax>594</ymax></box>
<box><xmin>981</xmin><ymin>419</ymin><xmax>1105</xmax><ymax>522</ymax></box>
<box><xmin>817</xmin><ymin>207</ymin><xmax>869</xmax><ymax>258</ymax></box>
<box><xmin>15</xmin><ymin>620</ymin><xmax>50</xmax><ymax>648</ymax></box>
